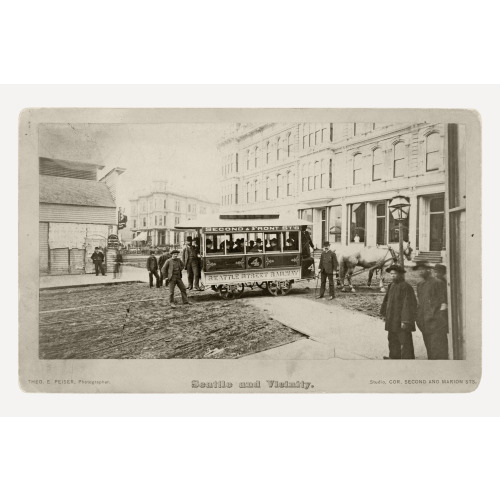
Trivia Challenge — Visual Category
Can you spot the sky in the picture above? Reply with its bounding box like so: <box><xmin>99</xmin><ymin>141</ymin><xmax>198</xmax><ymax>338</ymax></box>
<box><xmin>38</xmin><ymin>122</ymin><xmax>230</xmax><ymax>212</ymax></box>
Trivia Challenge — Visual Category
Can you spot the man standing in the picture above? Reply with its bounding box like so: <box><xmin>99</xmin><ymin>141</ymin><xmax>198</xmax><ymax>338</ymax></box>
<box><xmin>380</xmin><ymin>264</ymin><xmax>418</xmax><ymax>359</ymax></box>
<box><xmin>301</xmin><ymin>225</ymin><xmax>314</xmax><ymax>258</ymax></box>
<box><xmin>161</xmin><ymin>249</ymin><xmax>189</xmax><ymax>308</ymax></box>
<box><xmin>146</xmin><ymin>250</ymin><xmax>160</xmax><ymax>288</ymax></box>
<box><xmin>316</xmin><ymin>241</ymin><xmax>338</xmax><ymax>300</ymax></box>
<box><xmin>91</xmin><ymin>247</ymin><xmax>106</xmax><ymax>276</ymax></box>
<box><xmin>416</xmin><ymin>261</ymin><xmax>449</xmax><ymax>360</ymax></box>
<box><xmin>183</xmin><ymin>236</ymin><xmax>201</xmax><ymax>291</ymax></box>
<box><xmin>158</xmin><ymin>249</ymin><xmax>172</xmax><ymax>286</ymax></box>
<box><xmin>113</xmin><ymin>248</ymin><xmax>123</xmax><ymax>279</ymax></box>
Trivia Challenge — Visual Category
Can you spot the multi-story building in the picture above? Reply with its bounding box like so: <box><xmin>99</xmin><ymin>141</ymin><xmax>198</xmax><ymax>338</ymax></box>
<box><xmin>218</xmin><ymin>122</ymin><xmax>447</xmax><ymax>263</ymax></box>
<box><xmin>129</xmin><ymin>181</ymin><xmax>218</xmax><ymax>247</ymax></box>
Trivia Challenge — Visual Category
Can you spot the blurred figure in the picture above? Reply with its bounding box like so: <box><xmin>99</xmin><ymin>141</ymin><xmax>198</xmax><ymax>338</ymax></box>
<box><xmin>113</xmin><ymin>248</ymin><xmax>123</xmax><ymax>279</ymax></box>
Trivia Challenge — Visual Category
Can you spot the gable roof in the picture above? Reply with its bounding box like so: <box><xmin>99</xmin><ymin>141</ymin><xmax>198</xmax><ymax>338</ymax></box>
<box><xmin>39</xmin><ymin>175</ymin><xmax>116</xmax><ymax>208</ymax></box>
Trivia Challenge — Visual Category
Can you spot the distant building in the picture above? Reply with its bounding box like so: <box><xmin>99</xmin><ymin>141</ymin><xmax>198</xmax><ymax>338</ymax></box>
<box><xmin>218</xmin><ymin>122</ymin><xmax>447</xmax><ymax>263</ymax></box>
<box><xmin>128</xmin><ymin>181</ymin><xmax>218</xmax><ymax>247</ymax></box>
<box><xmin>39</xmin><ymin>157</ymin><xmax>124</xmax><ymax>275</ymax></box>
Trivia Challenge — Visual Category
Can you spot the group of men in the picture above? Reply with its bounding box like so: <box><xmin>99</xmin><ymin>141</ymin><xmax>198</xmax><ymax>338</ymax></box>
<box><xmin>380</xmin><ymin>262</ymin><xmax>449</xmax><ymax>360</ymax></box>
<box><xmin>146</xmin><ymin>236</ymin><xmax>202</xmax><ymax>308</ymax></box>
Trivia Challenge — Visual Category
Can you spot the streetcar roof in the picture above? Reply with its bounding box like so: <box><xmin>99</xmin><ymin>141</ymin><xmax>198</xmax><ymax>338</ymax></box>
<box><xmin>175</xmin><ymin>213</ymin><xmax>309</xmax><ymax>230</ymax></box>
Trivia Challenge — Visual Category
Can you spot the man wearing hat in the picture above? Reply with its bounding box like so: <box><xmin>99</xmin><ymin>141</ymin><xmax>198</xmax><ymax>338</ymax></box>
<box><xmin>317</xmin><ymin>241</ymin><xmax>339</xmax><ymax>300</ymax></box>
<box><xmin>416</xmin><ymin>261</ymin><xmax>449</xmax><ymax>360</ymax></box>
<box><xmin>182</xmin><ymin>236</ymin><xmax>202</xmax><ymax>291</ymax></box>
<box><xmin>161</xmin><ymin>249</ymin><xmax>189</xmax><ymax>308</ymax></box>
<box><xmin>146</xmin><ymin>250</ymin><xmax>160</xmax><ymax>288</ymax></box>
<box><xmin>91</xmin><ymin>247</ymin><xmax>106</xmax><ymax>276</ymax></box>
<box><xmin>380</xmin><ymin>264</ymin><xmax>418</xmax><ymax>359</ymax></box>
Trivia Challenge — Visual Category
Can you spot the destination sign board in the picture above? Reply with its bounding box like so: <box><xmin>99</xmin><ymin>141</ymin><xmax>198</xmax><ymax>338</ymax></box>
<box><xmin>204</xmin><ymin>268</ymin><xmax>301</xmax><ymax>284</ymax></box>
<box><xmin>205</xmin><ymin>225</ymin><xmax>300</xmax><ymax>232</ymax></box>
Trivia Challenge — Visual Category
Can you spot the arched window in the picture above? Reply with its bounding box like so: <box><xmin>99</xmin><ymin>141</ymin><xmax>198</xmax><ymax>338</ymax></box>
<box><xmin>266</xmin><ymin>142</ymin><xmax>270</xmax><ymax>164</ymax></box>
<box><xmin>353</xmin><ymin>153</ymin><xmax>362</xmax><ymax>185</ymax></box>
<box><xmin>321</xmin><ymin>160</ymin><xmax>327</xmax><ymax>188</ymax></box>
<box><xmin>255</xmin><ymin>147</ymin><xmax>259</xmax><ymax>168</ymax></box>
<box><xmin>276</xmin><ymin>173</ymin><xmax>281</xmax><ymax>198</ymax></box>
<box><xmin>277</xmin><ymin>137</ymin><xmax>281</xmax><ymax>160</ymax></box>
<box><xmin>372</xmin><ymin>147</ymin><xmax>383</xmax><ymax>181</ymax></box>
<box><xmin>393</xmin><ymin>142</ymin><xmax>406</xmax><ymax>178</ymax></box>
<box><xmin>426</xmin><ymin>133</ymin><xmax>441</xmax><ymax>171</ymax></box>
<box><xmin>287</xmin><ymin>133</ymin><xmax>293</xmax><ymax>157</ymax></box>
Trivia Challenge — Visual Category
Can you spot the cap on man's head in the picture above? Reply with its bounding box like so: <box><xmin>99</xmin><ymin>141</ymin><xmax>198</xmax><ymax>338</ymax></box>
<box><xmin>95</xmin><ymin>247</ymin><xmax>99</xmax><ymax>250</ymax></box>
<box><xmin>434</xmin><ymin>264</ymin><xmax>447</xmax><ymax>274</ymax></box>
<box><xmin>171</xmin><ymin>249</ymin><xmax>180</xmax><ymax>254</ymax></box>
<box><xmin>323</xmin><ymin>241</ymin><xmax>330</xmax><ymax>247</ymax></box>
<box><xmin>256</xmin><ymin>238</ymin><xmax>262</xmax><ymax>243</ymax></box>
<box><xmin>387</xmin><ymin>264</ymin><xmax>406</xmax><ymax>274</ymax></box>
<box><xmin>186</xmin><ymin>236</ymin><xmax>193</xmax><ymax>241</ymax></box>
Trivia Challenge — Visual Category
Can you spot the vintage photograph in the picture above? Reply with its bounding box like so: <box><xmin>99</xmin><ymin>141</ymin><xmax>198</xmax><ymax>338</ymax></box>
<box><xmin>36</xmin><ymin>118</ymin><xmax>467</xmax><ymax>363</ymax></box>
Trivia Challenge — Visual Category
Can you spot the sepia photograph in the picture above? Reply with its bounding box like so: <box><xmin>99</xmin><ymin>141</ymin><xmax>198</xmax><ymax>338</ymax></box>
<box><xmin>18</xmin><ymin>108</ymin><xmax>480</xmax><ymax>392</ymax></box>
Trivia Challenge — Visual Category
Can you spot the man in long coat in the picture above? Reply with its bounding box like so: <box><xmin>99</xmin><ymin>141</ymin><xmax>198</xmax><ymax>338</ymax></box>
<box><xmin>416</xmin><ymin>261</ymin><xmax>449</xmax><ymax>360</ymax></box>
<box><xmin>380</xmin><ymin>264</ymin><xmax>418</xmax><ymax>359</ymax></box>
<box><xmin>146</xmin><ymin>250</ymin><xmax>160</xmax><ymax>288</ymax></box>
<box><xmin>317</xmin><ymin>241</ymin><xmax>338</xmax><ymax>300</ymax></box>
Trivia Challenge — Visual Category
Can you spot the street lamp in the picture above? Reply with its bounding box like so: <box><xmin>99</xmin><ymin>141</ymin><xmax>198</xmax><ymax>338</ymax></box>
<box><xmin>388</xmin><ymin>195</ymin><xmax>410</xmax><ymax>267</ymax></box>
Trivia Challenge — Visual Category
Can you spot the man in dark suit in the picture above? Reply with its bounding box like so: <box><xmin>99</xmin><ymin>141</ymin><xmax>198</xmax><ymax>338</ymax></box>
<box><xmin>146</xmin><ymin>250</ymin><xmax>160</xmax><ymax>288</ymax></box>
<box><xmin>316</xmin><ymin>241</ymin><xmax>338</xmax><ymax>300</ymax></box>
<box><xmin>91</xmin><ymin>247</ymin><xmax>106</xmax><ymax>276</ymax></box>
<box><xmin>416</xmin><ymin>261</ymin><xmax>449</xmax><ymax>360</ymax></box>
<box><xmin>380</xmin><ymin>264</ymin><xmax>418</xmax><ymax>359</ymax></box>
<box><xmin>161</xmin><ymin>249</ymin><xmax>189</xmax><ymax>308</ymax></box>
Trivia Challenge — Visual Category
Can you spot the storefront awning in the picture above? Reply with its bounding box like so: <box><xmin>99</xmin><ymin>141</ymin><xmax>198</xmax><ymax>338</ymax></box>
<box><xmin>132</xmin><ymin>232</ymin><xmax>148</xmax><ymax>242</ymax></box>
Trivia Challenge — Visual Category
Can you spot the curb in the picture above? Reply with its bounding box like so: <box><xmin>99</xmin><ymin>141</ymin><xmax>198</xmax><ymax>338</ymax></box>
<box><xmin>40</xmin><ymin>280</ymin><xmax>143</xmax><ymax>291</ymax></box>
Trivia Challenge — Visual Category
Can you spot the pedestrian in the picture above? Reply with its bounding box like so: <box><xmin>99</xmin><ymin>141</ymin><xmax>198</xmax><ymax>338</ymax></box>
<box><xmin>183</xmin><ymin>236</ymin><xmax>202</xmax><ymax>291</ymax></box>
<box><xmin>91</xmin><ymin>247</ymin><xmax>106</xmax><ymax>276</ymax></box>
<box><xmin>146</xmin><ymin>250</ymin><xmax>160</xmax><ymax>288</ymax></box>
<box><xmin>158</xmin><ymin>249</ymin><xmax>172</xmax><ymax>286</ymax></box>
<box><xmin>301</xmin><ymin>226</ymin><xmax>314</xmax><ymax>258</ymax></box>
<box><xmin>433</xmin><ymin>263</ymin><xmax>447</xmax><ymax>283</ymax></box>
<box><xmin>380</xmin><ymin>264</ymin><xmax>418</xmax><ymax>359</ymax></box>
<box><xmin>161</xmin><ymin>249</ymin><xmax>190</xmax><ymax>308</ymax></box>
<box><xmin>416</xmin><ymin>261</ymin><xmax>449</xmax><ymax>360</ymax></box>
<box><xmin>113</xmin><ymin>249</ymin><xmax>123</xmax><ymax>279</ymax></box>
<box><xmin>316</xmin><ymin>241</ymin><xmax>338</xmax><ymax>300</ymax></box>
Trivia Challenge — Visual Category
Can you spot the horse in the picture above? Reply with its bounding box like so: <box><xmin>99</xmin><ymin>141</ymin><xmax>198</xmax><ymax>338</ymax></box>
<box><xmin>332</xmin><ymin>241</ymin><xmax>413</xmax><ymax>293</ymax></box>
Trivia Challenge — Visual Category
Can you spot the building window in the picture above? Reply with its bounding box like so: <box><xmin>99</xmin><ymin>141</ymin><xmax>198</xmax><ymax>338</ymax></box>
<box><xmin>302</xmin><ymin>177</ymin><xmax>306</xmax><ymax>192</ymax></box>
<box><xmin>143</xmin><ymin>217</ymin><xmax>146</xmax><ymax>227</ymax></box>
<box><xmin>309</xmin><ymin>132</ymin><xmax>313</xmax><ymax>147</ymax></box>
<box><xmin>329</xmin><ymin>205</ymin><xmax>342</xmax><ymax>243</ymax></box>
<box><xmin>254</xmin><ymin>180</ymin><xmax>258</xmax><ymax>202</ymax></box>
<box><xmin>155</xmin><ymin>215</ymin><xmax>157</xmax><ymax>226</ymax></box>
<box><xmin>235</xmin><ymin>184</ymin><xmax>238</xmax><ymax>205</ymax></box>
<box><xmin>372</xmin><ymin>147</ymin><xmax>383</xmax><ymax>181</ymax></box>
<box><xmin>266</xmin><ymin>177</ymin><xmax>270</xmax><ymax>200</ymax></box>
<box><xmin>164</xmin><ymin>216</ymin><xmax>166</xmax><ymax>225</ymax></box>
<box><xmin>277</xmin><ymin>137</ymin><xmax>281</xmax><ymax>161</ymax></box>
<box><xmin>266</xmin><ymin>142</ymin><xmax>270</xmax><ymax>164</ymax></box>
<box><xmin>133</xmin><ymin>219</ymin><xmax>136</xmax><ymax>228</ymax></box>
<box><xmin>235</xmin><ymin>153</ymin><xmax>238</xmax><ymax>172</ymax></box>
<box><xmin>276</xmin><ymin>174</ymin><xmax>281</xmax><ymax>198</ymax></box>
<box><xmin>321</xmin><ymin>160</ymin><xmax>327</xmax><ymax>188</ymax></box>
<box><xmin>321</xmin><ymin>209</ymin><xmax>327</xmax><ymax>244</ymax></box>
<box><xmin>350</xmin><ymin>203</ymin><xmax>366</xmax><ymax>243</ymax></box>
<box><xmin>302</xmin><ymin>135</ymin><xmax>307</xmax><ymax>149</ymax></box>
<box><xmin>246</xmin><ymin>182</ymin><xmax>250</xmax><ymax>203</ymax></box>
<box><xmin>353</xmin><ymin>123</ymin><xmax>358</xmax><ymax>136</ymax></box>
<box><xmin>426</xmin><ymin>132</ymin><xmax>441</xmax><ymax>171</ymax></box>
<box><xmin>247</xmin><ymin>150</ymin><xmax>250</xmax><ymax>170</ymax></box>
<box><xmin>393</xmin><ymin>141</ymin><xmax>406</xmax><ymax>178</ymax></box>
<box><xmin>188</xmin><ymin>204</ymin><xmax>191</xmax><ymax>213</ymax></box>
<box><xmin>308</xmin><ymin>164</ymin><xmax>313</xmax><ymax>191</ymax></box>
<box><xmin>315</xmin><ymin>129</ymin><xmax>320</xmax><ymax>145</ymax></box>
<box><xmin>254</xmin><ymin>147</ymin><xmax>259</xmax><ymax>168</ymax></box>
<box><xmin>287</xmin><ymin>133</ymin><xmax>293</xmax><ymax>156</ymax></box>
<box><xmin>175</xmin><ymin>216</ymin><xmax>180</xmax><ymax>226</ymax></box>
<box><xmin>287</xmin><ymin>172</ymin><xmax>292</xmax><ymax>196</ymax></box>
<box><xmin>376</xmin><ymin>202</ymin><xmax>386</xmax><ymax>245</ymax></box>
<box><xmin>321</xmin><ymin>127</ymin><xmax>327</xmax><ymax>142</ymax></box>
<box><xmin>175</xmin><ymin>201</ymin><xmax>180</xmax><ymax>211</ymax></box>
<box><xmin>353</xmin><ymin>153</ymin><xmax>362</xmax><ymax>185</ymax></box>
<box><xmin>314</xmin><ymin>161</ymin><xmax>320</xmax><ymax>189</ymax></box>
<box><xmin>329</xmin><ymin>159</ymin><xmax>333</xmax><ymax>188</ymax></box>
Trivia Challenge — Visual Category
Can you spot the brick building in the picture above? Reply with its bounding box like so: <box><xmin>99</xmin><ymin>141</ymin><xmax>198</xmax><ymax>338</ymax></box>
<box><xmin>218</xmin><ymin>122</ymin><xmax>447</xmax><ymax>263</ymax></box>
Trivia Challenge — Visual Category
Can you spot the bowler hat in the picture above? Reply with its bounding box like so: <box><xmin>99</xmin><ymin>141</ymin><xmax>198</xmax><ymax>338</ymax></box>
<box><xmin>386</xmin><ymin>264</ymin><xmax>406</xmax><ymax>273</ymax></box>
<box><xmin>415</xmin><ymin>260</ymin><xmax>433</xmax><ymax>270</ymax></box>
<box><xmin>434</xmin><ymin>263</ymin><xmax>447</xmax><ymax>274</ymax></box>
<box><xmin>323</xmin><ymin>241</ymin><xmax>330</xmax><ymax>247</ymax></box>
<box><xmin>171</xmin><ymin>249</ymin><xmax>180</xmax><ymax>254</ymax></box>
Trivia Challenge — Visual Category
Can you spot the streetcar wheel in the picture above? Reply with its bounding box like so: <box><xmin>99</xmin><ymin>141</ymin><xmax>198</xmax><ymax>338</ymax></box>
<box><xmin>256</xmin><ymin>282</ymin><xmax>267</xmax><ymax>290</ymax></box>
<box><xmin>266</xmin><ymin>281</ymin><xmax>279</xmax><ymax>296</ymax></box>
<box><xmin>218</xmin><ymin>283</ymin><xmax>245</xmax><ymax>300</ymax></box>
<box><xmin>279</xmin><ymin>280</ymin><xmax>293</xmax><ymax>296</ymax></box>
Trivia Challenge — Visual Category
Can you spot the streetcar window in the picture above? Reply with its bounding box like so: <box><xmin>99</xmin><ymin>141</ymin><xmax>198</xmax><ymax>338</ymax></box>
<box><xmin>283</xmin><ymin>231</ymin><xmax>299</xmax><ymax>251</ymax></box>
<box><xmin>246</xmin><ymin>232</ymin><xmax>264</xmax><ymax>253</ymax></box>
<box><xmin>227</xmin><ymin>232</ymin><xmax>246</xmax><ymax>253</ymax></box>
<box><xmin>206</xmin><ymin>234</ymin><xmax>225</xmax><ymax>255</ymax></box>
<box><xmin>264</xmin><ymin>232</ymin><xmax>282</xmax><ymax>252</ymax></box>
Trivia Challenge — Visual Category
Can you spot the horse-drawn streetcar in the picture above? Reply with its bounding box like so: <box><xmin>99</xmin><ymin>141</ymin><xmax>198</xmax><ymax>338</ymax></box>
<box><xmin>175</xmin><ymin>214</ymin><xmax>316</xmax><ymax>299</ymax></box>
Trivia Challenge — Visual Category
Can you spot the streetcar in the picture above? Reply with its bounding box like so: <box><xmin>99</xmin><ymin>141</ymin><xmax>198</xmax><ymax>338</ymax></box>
<box><xmin>175</xmin><ymin>213</ymin><xmax>316</xmax><ymax>299</ymax></box>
